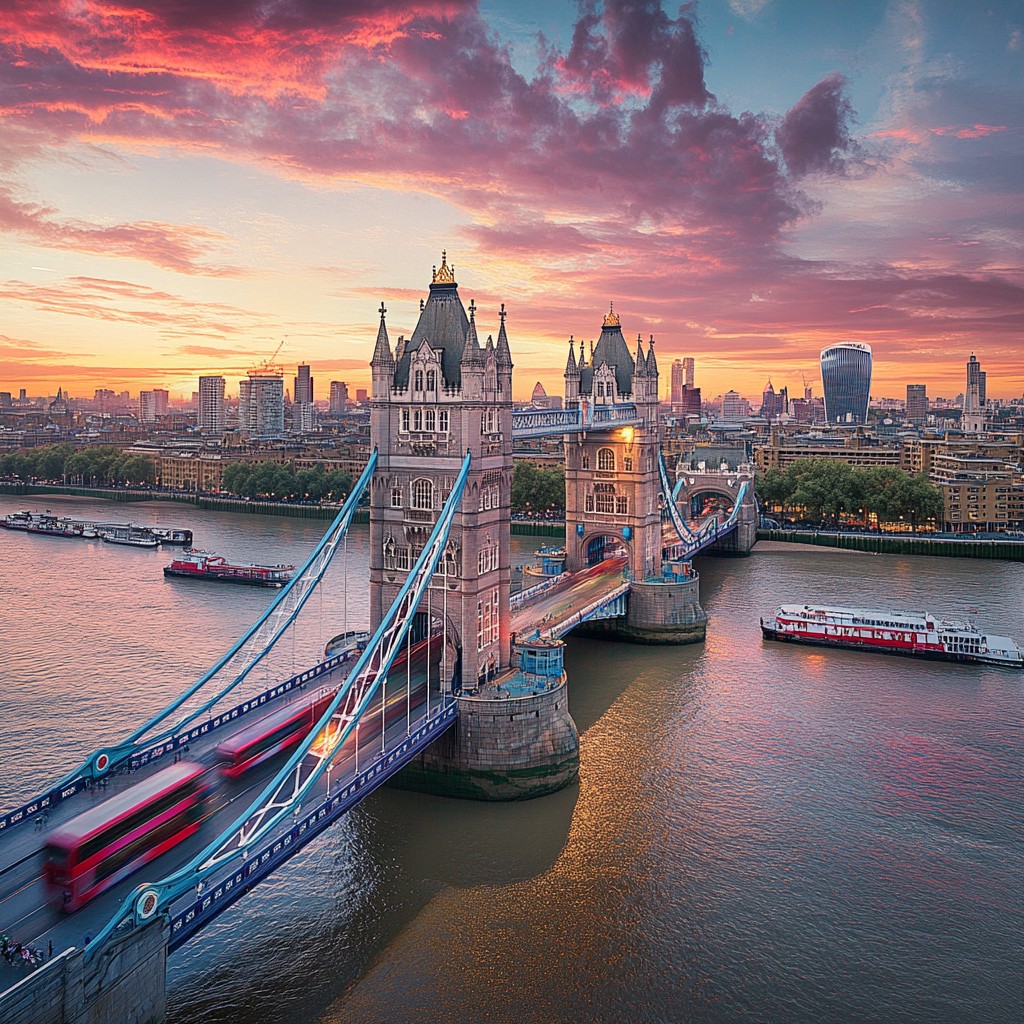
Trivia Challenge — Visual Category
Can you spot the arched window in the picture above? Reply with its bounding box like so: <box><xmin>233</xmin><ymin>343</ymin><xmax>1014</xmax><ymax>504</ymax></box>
<box><xmin>411</xmin><ymin>478</ymin><xmax>433</xmax><ymax>510</ymax></box>
<box><xmin>597</xmin><ymin>447</ymin><xmax>615</xmax><ymax>472</ymax></box>
<box><xmin>426</xmin><ymin>370</ymin><xmax>436</xmax><ymax>391</ymax></box>
<box><xmin>581</xmin><ymin>454</ymin><xmax>590</xmax><ymax>470</ymax></box>
<box><xmin>391</xmin><ymin>486</ymin><xmax>402</xmax><ymax>508</ymax></box>
<box><xmin>414</xmin><ymin>370</ymin><xmax>424</xmax><ymax>391</ymax></box>
<box><xmin>425</xmin><ymin>409</ymin><xmax>436</xmax><ymax>431</ymax></box>
<box><xmin>624</xmin><ymin>456</ymin><xmax>633</xmax><ymax>472</ymax></box>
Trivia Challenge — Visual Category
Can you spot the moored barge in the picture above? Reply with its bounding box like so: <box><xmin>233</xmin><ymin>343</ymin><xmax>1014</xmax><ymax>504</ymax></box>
<box><xmin>761</xmin><ymin>604</ymin><xmax>1023</xmax><ymax>668</ymax></box>
<box><xmin>164</xmin><ymin>550</ymin><xmax>294</xmax><ymax>587</ymax></box>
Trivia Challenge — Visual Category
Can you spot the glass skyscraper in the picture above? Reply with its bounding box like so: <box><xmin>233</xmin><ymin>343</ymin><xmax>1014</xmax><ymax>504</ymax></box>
<box><xmin>820</xmin><ymin>342</ymin><xmax>872</xmax><ymax>425</ymax></box>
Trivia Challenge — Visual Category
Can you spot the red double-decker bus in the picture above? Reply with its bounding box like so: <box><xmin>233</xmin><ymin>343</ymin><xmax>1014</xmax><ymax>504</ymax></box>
<box><xmin>215</xmin><ymin>692</ymin><xmax>337</xmax><ymax>779</ymax></box>
<box><xmin>43</xmin><ymin>761</ymin><xmax>213</xmax><ymax>912</ymax></box>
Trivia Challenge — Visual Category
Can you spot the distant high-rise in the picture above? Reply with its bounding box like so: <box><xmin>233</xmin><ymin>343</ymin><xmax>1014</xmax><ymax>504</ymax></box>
<box><xmin>198</xmin><ymin>375</ymin><xmax>226</xmax><ymax>434</ymax></box>
<box><xmin>683</xmin><ymin>356</ymin><xmax>694</xmax><ymax>389</ymax></box>
<box><xmin>906</xmin><ymin>384</ymin><xmax>928</xmax><ymax>424</ymax></box>
<box><xmin>963</xmin><ymin>352</ymin><xmax>986</xmax><ymax>433</ymax></box>
<box><xmin>820</xmin><ymin>342</ymin><xmax>872</xmax><ymax>425</ymax></box>
<box><xmin>329</xmin><ymin>380</ymin><xmax>349</xmax><ymax>414</ymax></box>
<box><xmin>355</xmin><ymin>388</ymin><xmax>368</xmax><ymax>404</ymax></box>
<box><xmin>670</xmin><ymin>359</ymin><xmax>684</xmax><ymax>408</ymax></box>
<box><xmin>761</xmin><ymin>380</ymin><xmax>784</xmax><ymax>420</ymax></box>
<box><xmin>238</xmin><ymin>371</ymin><xmax>284</xmax><ymax>437</ymax></box>
<box><xmin>138</xmin><ymin>390</ymin><xmax>157</xmax><ymax>422</ymax></box>
<box><xmin>966</xmin><ymin>352</ymin><xmax>986</xmax><ymax>407</ymax></box>
<box><xmin>294</xmin><ymin>363</ymin><xmax>314</xmax><ymax>404</ymax></box>
<box><xmin>721</xmin><ymin>390</ymin><xmax>750</xmax><ymax>421</ymax></box>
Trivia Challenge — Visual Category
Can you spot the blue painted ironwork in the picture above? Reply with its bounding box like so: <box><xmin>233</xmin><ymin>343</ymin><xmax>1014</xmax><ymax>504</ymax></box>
<box><xmin>167</xmin><ymin>705</ymin><xmax>457</xmax><ymax>952</ymax></box>
<box><xmin>50</xmin><ymin>451</ymin><xmax>379</xmax><ymax>794</ymax></box>
<box><xmin>511</xmin><ymin>402</ymin><xmax>642</xmax><ymax>439</ymax></box>
<box><xmin>87</xmin><ymin>452</ymin><xmax>473</xmax><ymax>960</ymax></box>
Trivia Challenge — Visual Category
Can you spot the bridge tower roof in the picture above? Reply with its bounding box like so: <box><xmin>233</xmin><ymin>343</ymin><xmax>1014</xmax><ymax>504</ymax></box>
<box><xmin>393</xmin><ymin>251</ymin><xmax>469</xmax><ymax>389</ymax></box>
<box><xmin>579</xmin><ymin>303</ymin><xmax>636</xmax><ymax>396</ymax></box>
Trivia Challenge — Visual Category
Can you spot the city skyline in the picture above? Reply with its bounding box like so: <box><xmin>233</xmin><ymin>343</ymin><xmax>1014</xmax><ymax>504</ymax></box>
<box><xmin>1</xmin><ymin>1</ymin><xmax>1022</xmax><ymax>401</ymax></box>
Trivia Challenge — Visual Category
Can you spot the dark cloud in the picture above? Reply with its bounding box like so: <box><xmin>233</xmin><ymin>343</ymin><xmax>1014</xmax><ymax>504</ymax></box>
<box><xmin>776</xmin><ymin>73</ymin><xmax>859</xmax><ymax>177</ymax></box>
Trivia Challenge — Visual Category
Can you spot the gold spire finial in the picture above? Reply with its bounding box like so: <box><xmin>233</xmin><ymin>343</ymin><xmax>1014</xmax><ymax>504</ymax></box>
<box><xmin>432</xmin><ymin>250</ymin><xmax>456</xmax><ymax>285</ymax></box>
<box><xmin>603</xmin><ymin>301</ymin><xmax>620</xmax><ymax>327</ymax></box>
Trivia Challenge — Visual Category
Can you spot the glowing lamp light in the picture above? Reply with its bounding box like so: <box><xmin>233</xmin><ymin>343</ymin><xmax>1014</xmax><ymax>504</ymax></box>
<box><xmin>621</xmin><ymin>426</ymin><xmax>635</xmax><ymax>444</ymax></box>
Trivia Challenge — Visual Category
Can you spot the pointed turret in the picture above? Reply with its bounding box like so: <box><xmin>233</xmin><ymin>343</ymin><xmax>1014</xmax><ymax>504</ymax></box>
<box><xmin>371</xmin><ymin>302</ymin><xmax>394</xmax><ymax>369</ymax></box>
<box><xmin>565</xmin><ymin>336</ymin><xmax>578</xmax><ymax>376</ymax></box>
<box><xmin>645</xmin><ymin>335</ymin><xmax>658</xmax><ymax>377</ymax></box>
<box><xmin>564</xmin><ymin>335</ymin><xmax>580</xmax><ymax>404</ymax></box>
<box><xmin>635</xmin><ymin>334</ymin><xmax>647</xmax><ymax>376</ymax></box>
<box><xmin>495</xmin><ymin>303</ymin><xmax>513</xmax><ymax>370</ymax></box>
<box><xmin>461</xmin><ymin>299</ymin><xmax>483</xmax><ymax>366</ymax></box>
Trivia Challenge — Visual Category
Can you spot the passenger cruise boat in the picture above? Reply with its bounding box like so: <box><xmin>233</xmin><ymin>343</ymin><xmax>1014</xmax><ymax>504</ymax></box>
<box><xmin>163</xmin><ymin>550</ymin><xmax>294</xmax><ymax>587</ymax></box>
<box><xmin>761</xmin><ymin>605</ymin><xmax>1023</xmax><ymax>668</ymax></box>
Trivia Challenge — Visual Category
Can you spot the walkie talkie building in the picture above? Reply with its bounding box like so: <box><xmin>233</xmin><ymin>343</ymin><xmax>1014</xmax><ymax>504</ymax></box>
<box><xmin>820</xmin><ymin>342</ymin><xmax>872</xmax><ymax>424</ymax></box>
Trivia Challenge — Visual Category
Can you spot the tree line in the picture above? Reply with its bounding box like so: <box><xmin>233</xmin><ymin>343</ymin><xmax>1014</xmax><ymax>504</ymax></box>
<box><xmin>220</xmin><ymin>461</ymin><xmax>353</xmax><ymax>502</ymax></box>
<box><xmin>511</xmin><ymin>461</ymin><xmax>565</xmax><ymax>516</ymax></box>
<box><xmin>0</xmin><ymin>443</ymin><xmax>156</xmax><ymax>487</ymax></box>
<box><xmin>756</xmin><ymin>458</ymin><xmax>944</xmax><ymax>528</ymax></box>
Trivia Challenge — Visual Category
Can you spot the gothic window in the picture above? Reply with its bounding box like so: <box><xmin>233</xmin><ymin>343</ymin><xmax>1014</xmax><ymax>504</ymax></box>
<box><xmin>477</xmin><ymin>600</ymin><xmax>484</xmax><ymax>651</ymax></box>
<box><xmin>411</xmin><ymin>478</ymin><xmax>433</xmax><ymax>510</ymax></box>
<box><xmin>596</xmin><ymin>491</ymin><xmax>615</xmax><ymax>514</ymax></box>
<box><xmin>585</xmin><ymin>493</ymin><xmax>595</xmax><ymax>513</ymax></box>
<box><xmin>425</xmin><ymin>409</ymin><xmax>436</xmax><ymax>431</ymax></box>
<box><xmin>400</xmin><ymin>409</ymin><xmax>410</xmax><ymax>432</ymax></box>
<box><xmin>597</xmin><ymin>448</ymin><xmax>615</xmax><ymax>472</ymax></box>
<box><xmin>426</xmin><ymin>370</ymin><xmax>436</xmax><ymax>391</ymax></box>
<box><xmin>396</xmin><ymin>547</ymin><xmax>410</xmax><ymax>570</ymax></box>
<box><xmin>414</xmin><ymin>370</ymin><xmax>424</xmax><ymax>391</ymax></box>
<box><xmin>413</xmin><ymin>409</ymin><xmax>423</xmax><ymax>431</ymax></box>
<box><xmin>624</xmin><ymin>456</ymin><xmax>633</xmax><ymax>472</ymax></box>
<box><xmin>439</xmin><ymin>410</ymin><xmax>449</xmax><ymax>432</ymax></box>
<box><xmin>581</xmin><ymin>454</ymin><xmax>590</xmax><ymax>470</ymax></box>
<box><xmin>615</xmin><ymin>496</ymin><xmax>628</xmax><ymax>515</ymax></box>
<box><xmin>391</xmin><ymin>486</ymin><xmax>402</xmax><ymax>508</ymax></box>
<box><xmin>646</xmin><ymin>454</ymin><xmax>653</xmax><ymax>472</ymax></box>
<box><xmin>596</xmin><ymin>382</ymin><xmax>604</xmax><ymax>397</ymax></box>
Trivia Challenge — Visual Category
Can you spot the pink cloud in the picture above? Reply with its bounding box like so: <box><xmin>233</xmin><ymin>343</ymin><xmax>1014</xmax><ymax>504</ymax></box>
<box><xmin>0</xmin><ymin>187</ymin><xmax>237</xmax><ymax>275</ymax></box>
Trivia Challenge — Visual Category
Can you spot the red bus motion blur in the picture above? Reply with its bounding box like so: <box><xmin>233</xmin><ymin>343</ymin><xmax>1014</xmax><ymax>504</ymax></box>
<box><xmin>43</xmin><ymin>761</ymin><xmax>213</xmax><ymax>912</ymax></box>
<box><xmin>215</xmin><ymin>692</ymin><xmax>337</xmax><ymax>779</ymax></box>
<box><xmin>217</xmin><ymin>630</ymin><xmax>446</xmax><ymax>778</ymax></box>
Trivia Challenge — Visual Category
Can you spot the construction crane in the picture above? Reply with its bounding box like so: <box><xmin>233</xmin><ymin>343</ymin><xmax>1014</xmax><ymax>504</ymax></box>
<box><xmin>799</xmin><ymin>370</ymin><xmax>814</xmax><ymax>397</ymax></box>
<box><xmin>252</xmin><ymin>337</ymin><xmax>288</xmax><ymax>376</ymax></box>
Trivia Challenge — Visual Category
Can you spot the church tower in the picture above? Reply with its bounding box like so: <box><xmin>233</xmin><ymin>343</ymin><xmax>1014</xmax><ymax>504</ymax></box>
<box><xmin>369</xmin><ymin>254</ymin><xmax>513</xmax><ymax>689</ymax></box>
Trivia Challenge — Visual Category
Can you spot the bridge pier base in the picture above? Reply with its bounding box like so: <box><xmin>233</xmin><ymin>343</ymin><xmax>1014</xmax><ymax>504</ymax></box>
<box><xmin>394</xmin><ymin>680</ymin><xmax>579</xmax><ymax>800</ymax></box>
<box><xmin>0</xmin><ymin>920</ymin><xmax>167</xmax><ymax>1024</ymax></box>
<box><xmin>573</xmin><ymin>574</ymin><xmax>707</xmax><ymax>645</ymax></box>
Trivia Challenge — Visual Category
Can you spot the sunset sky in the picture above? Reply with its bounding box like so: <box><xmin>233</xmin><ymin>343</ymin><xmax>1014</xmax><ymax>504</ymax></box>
<box><xmin>1</xmin><ymin>0</ymin><xmax>1021</xmax><ymax>404</ymax></box>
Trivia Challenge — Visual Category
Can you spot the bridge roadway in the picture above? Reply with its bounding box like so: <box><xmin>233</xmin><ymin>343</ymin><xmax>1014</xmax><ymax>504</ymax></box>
<box><xmin>0</xmin><ymin>657</ymin><xmax>448</xmax><ymax>960</ymax></box>
<box><xmin>512</xmin><ymin>557</ymin><xmax>629</xmax><ymax>641</ymax></box>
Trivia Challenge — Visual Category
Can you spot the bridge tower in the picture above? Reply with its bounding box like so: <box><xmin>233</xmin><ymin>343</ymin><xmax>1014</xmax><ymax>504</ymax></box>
<box><xmin>563</xmin><ymin>305</ymin><xmax>662</xmax><ymax>579</ymax></box>
<box><xmin>369</xmin><ymin>253</ymin><xmax>513</xmax><ymax>689</ymax></box>
<box><xmin>369</xmin><ymin>255</ymin><xmax>578</xmax><ymax>799</ymax></box>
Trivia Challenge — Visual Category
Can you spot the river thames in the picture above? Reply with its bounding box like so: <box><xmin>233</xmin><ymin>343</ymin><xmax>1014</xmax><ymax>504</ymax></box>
<box><xmin>1</xmin><ymin>494</ymin><xmax>1022</xmax><ymax>1024</ymax></box>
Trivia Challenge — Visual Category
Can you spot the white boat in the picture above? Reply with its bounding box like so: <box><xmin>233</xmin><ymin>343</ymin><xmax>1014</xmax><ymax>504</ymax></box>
<box><xmin>761</xmin><ymin>604</ymin><xmax>1023</xmax><ymax>668</ymax></box>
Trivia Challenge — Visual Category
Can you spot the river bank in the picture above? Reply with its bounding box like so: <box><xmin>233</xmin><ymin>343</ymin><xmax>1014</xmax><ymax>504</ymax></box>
<box><xmin>757</xmin><ymin>527</ymin><xmax>1024</xmax><ymax>561</ymax></box>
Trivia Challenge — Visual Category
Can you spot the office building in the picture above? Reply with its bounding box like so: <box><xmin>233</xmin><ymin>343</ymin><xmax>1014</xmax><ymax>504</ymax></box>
<box><xmin>906</xmin><ymin>384</ymin><xmax>928</xmax><ymax>424</ymax></box>
<box><xmin>820</xmin><ymin>342</ymin><xmax>871</xmax><ymax>425</ymax></box>
<box><xmin>294</xmin><ymin>363</ymin><xmax>314</xmax><ymax>404</ymax></box>
<box><xmin>683</xmin><ymin>357</ymin><xmax>694</xmax><ymax>389</ymax></box>
<box><xmin>198</xmin><ymin>375</ymin><xmax>226</xmax><ymax>434</ymax></box>
<box><xmin>670</xmin><ymin>360</ymin><xmax>684</xmax><ymax>408</ymax></box>
<box><xmin>721</xmin><ymin>390</ymin><xmax>750</xmax><ymax>421</ymax></box>
<box><xmin>329</xmin><ymin>380</ymin><xmax>349</xmax><ymax>414</ymax></box>
<box><xmin>356</xmin><ymin>388</ymin><xmax>368</xmax><ymax>404</ymax></box>
<box><xmin>238</xmin><ymin>371</ymin><xmax>284</xmax><ymax>437</ymax></box>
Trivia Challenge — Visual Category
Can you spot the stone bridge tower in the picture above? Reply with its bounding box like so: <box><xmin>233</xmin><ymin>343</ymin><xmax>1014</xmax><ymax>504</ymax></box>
<box><xmin>563</xmin><ymin>305</ymin><xmax>662</xmax><ymax>580</ymax></box>
<box><xmin>369</xmin><ymin>254</ymin><xmax>513</xmax><ymax>689</ymax></box>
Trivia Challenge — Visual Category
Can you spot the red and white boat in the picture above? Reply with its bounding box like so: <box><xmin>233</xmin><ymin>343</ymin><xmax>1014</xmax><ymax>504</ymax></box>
<box><xmin>761</xmin><ymin>604</ymin><xmax>1023</xmax><ymax>668</ymax></box>
<box><xmin>163</xmin><ymin>550</ymin><xmax>294</xmax><ymax>588</ymax></box>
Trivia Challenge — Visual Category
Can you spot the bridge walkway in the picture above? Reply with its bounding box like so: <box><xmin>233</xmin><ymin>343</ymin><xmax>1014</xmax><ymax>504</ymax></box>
<box><xmin>511</xmin><ymin>557</ymin><xmax>629</xmax><ymax>641</ymax></box>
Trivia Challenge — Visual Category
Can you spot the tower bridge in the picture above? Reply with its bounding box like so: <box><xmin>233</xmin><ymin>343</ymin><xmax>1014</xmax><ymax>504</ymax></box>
<box><xmin>1</xmin><ymin>254</ymin><xmax>756</xmax><ymax>1024</ymax></box>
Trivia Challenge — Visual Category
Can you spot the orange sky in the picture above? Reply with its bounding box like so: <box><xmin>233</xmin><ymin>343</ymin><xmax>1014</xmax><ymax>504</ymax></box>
<box><xmin>2</xmin><ymin>1</ymin><xmax>1022</xmax><ymax>404</ymax></box>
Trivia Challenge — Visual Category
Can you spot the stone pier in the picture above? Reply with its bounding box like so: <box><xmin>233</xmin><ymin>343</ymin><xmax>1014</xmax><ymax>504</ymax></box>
<box><xmin>0</xmin><ymin>920</ymin><xmax>167</xmax><ymax>1024</ymax></box>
